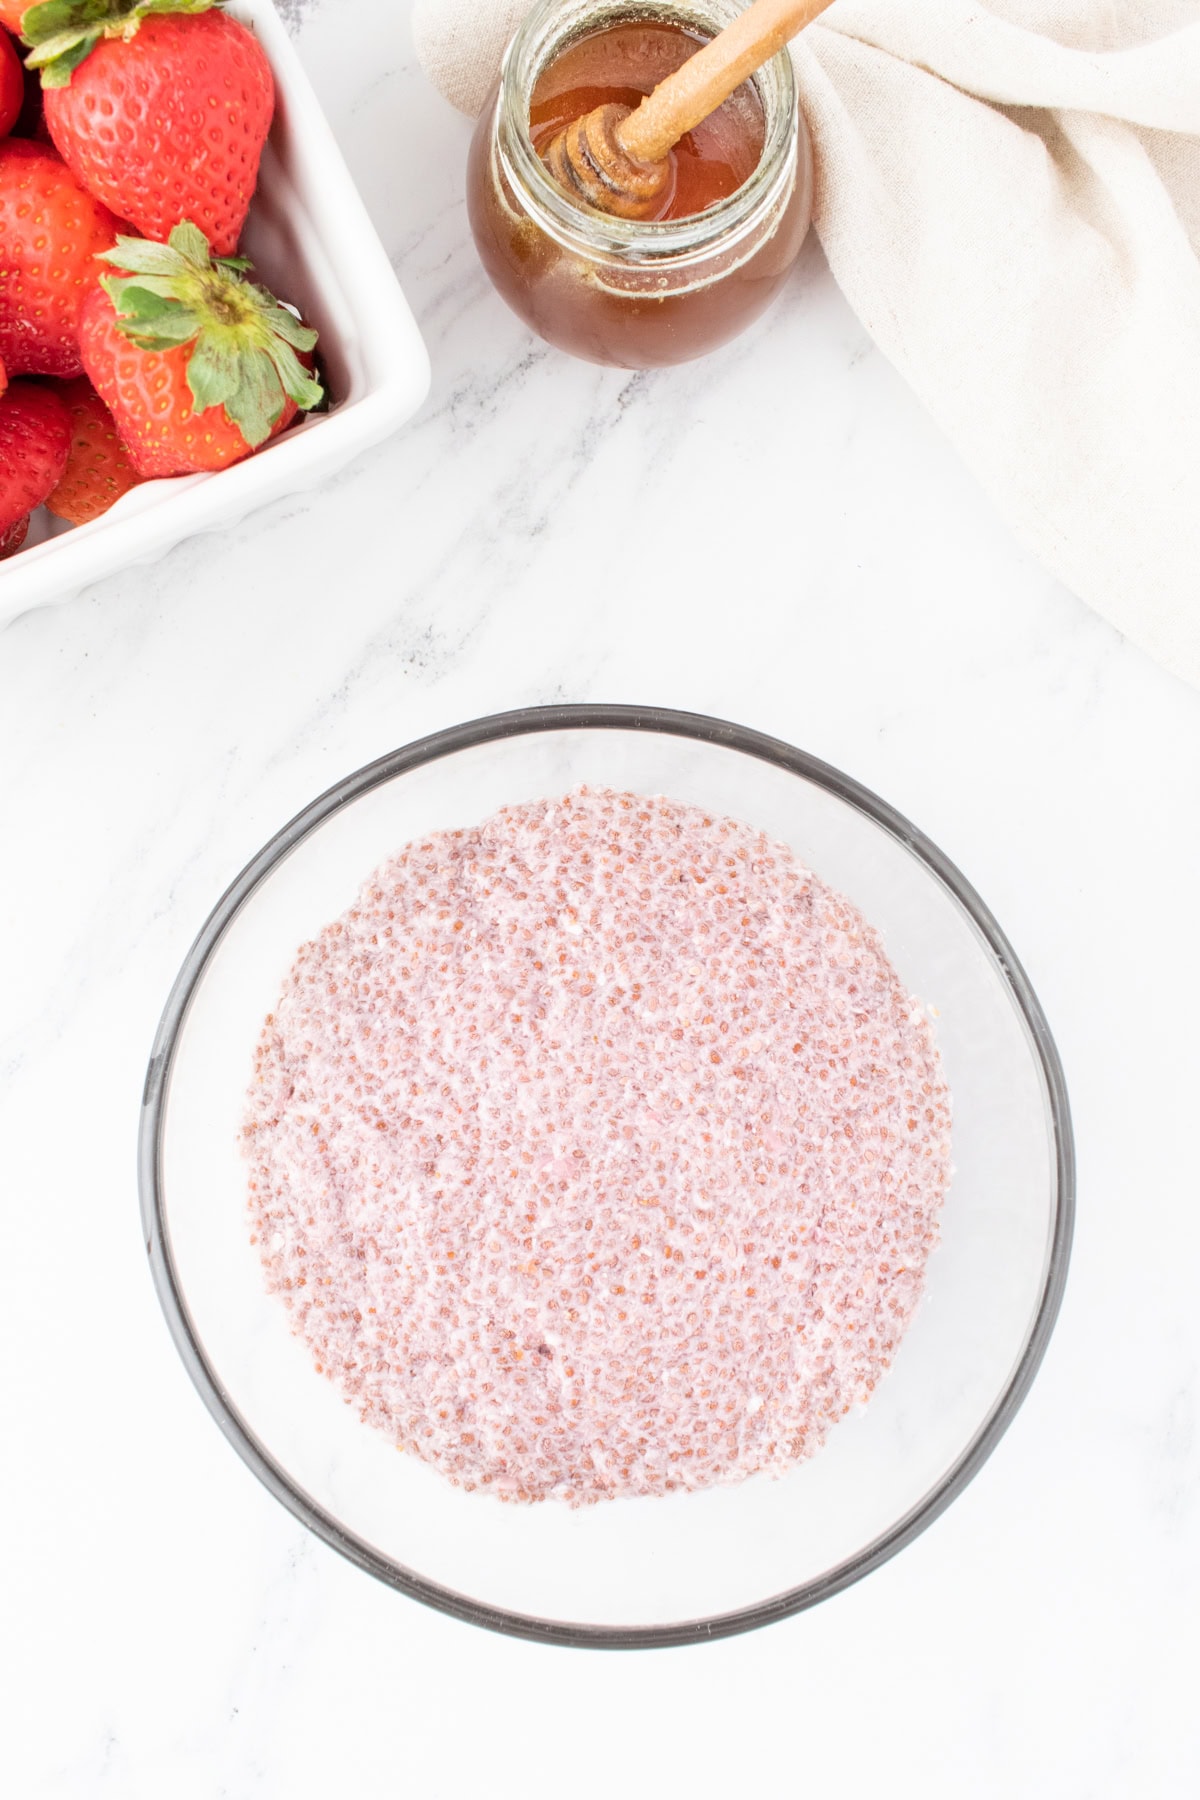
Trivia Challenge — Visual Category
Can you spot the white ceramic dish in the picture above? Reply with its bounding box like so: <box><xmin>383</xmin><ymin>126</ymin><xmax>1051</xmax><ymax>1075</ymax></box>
<box><xmin>0</xmin><ymin>0</ymin><xmax>429</xmax><ymax>626</ymax></box>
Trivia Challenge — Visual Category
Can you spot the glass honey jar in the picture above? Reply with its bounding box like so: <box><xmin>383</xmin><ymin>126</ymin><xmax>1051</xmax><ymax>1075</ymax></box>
<box><xmin>466</xmin><ymin>0</ymin><xmax>813</xmax><ymax>369</ymax></box>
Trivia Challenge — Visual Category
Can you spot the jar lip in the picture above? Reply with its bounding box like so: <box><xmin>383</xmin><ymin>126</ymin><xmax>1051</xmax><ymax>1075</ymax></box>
<box><xmin>497</xmin><ymin>0</ymin><xmax>799</xmax><ymax>264</ymax></box>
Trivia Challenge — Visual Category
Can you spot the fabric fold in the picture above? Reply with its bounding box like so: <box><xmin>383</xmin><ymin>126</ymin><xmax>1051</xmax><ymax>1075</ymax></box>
<box><xmin>414</xmin><ymin>0</ymin><xmax>1200</xmax><ymax>688</ymax></box>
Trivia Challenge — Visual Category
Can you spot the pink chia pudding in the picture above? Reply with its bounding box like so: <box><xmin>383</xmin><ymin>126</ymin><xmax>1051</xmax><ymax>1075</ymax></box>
<box><xmin>243</xmin><ymin>787</ymin><xmax>952</xmax><ymax>1505</ymax></box>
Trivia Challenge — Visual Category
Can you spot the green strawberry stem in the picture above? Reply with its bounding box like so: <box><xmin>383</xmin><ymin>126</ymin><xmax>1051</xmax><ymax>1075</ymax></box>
<box><xmin>98</xmin><ymin>221</ymin><xmax>323</xmax><ymax>450</ymax></box>
<box><xmin>23</xmin><ymin>0</ymin><xmax>223</xmax><ymax>87</ymax></box>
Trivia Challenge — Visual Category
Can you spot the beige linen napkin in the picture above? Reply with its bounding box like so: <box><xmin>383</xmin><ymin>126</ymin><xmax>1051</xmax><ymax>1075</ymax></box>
<box><xmin>414</xmin><ymin>0</ymin><xmax>1200</xmax><ymax>690</ymax></box>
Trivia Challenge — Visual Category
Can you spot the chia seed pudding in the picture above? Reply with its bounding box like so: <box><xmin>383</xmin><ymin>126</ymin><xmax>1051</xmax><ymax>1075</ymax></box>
<box><xmin>243</xmin><ymin>787</ymin><xmax>952</xmax><ymax>1504</ymax></box>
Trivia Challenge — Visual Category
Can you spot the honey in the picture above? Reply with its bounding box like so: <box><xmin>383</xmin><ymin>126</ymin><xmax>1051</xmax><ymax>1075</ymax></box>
<box><xmin>467</xmin><ymin>0</ymin><xmax>812</xmax><ymax>369</ymax></box>
<box><xmin>528</xmin><ymin>22</ymin><xmax>766</xmax><ymax>222</ymax></box>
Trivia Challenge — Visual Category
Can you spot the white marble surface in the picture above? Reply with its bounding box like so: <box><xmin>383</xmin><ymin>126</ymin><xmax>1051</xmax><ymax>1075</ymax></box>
<box><xmin>3</xmin><ymin>2</ymin><xmax>1199</xmax><ymax>1794</ymax></box>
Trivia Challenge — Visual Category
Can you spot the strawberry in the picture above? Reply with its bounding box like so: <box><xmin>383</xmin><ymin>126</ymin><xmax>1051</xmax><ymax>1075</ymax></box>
<box><xmin>79</xmin><ymin>220</ymin><xmax>322</xmax><ymax>477</ymax></box>
<box><xmin>24</xmin><ymin>3</ymin><xmax>273</xmax><ymax>256</ymax></box>
<box><xmin>0</xmin><ymin>138</ymin><xmax>117</xmax><ymax>376</ymax></box>
<box><xmin>45</xmin><ymin>374</ymin><xmax>142</xmax><ymax>523</ymax></box>
<box><xmin>0</xmin><ymin>24</ymin><xmax>21</xmax><ymax>135</ymax></box>
<box><xmin>0</xmin><ymin>3</ymin><xmax>29</xmax><ymax>32</ymax></box>
<box><xmin>0</xmin><ymin>378</ymin><xmax>71</xmax><ymax>537</ymax></box>
<box><xmin>0</xmin><ymin>348</ymin><xmax>6</xmax><ymax>395</ymax></box>
<box><xmin>1</xmin><ymin>514</ymin><xmax>31</xmax><ymax>557</ymax></box>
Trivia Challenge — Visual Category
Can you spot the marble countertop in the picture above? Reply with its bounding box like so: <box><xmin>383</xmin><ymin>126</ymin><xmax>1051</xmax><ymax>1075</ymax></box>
<box><xmin>3</xmin><ymin>2</ymin><xmax>1198</xmax><ymax>1794</ymax></box>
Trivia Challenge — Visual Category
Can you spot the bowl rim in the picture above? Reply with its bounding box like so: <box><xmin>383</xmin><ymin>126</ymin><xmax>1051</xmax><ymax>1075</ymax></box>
<box><xmin>138</xmin><ymin>703</ymin><xmax>1075</xmax><ymax>1650</ymax></box>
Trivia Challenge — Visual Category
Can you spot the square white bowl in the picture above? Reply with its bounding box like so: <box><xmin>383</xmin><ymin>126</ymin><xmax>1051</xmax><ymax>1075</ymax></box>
<box><xmin>0</xmin><ymin>0</ymin><xmax>430</xmax><ymax>626</ymax></box>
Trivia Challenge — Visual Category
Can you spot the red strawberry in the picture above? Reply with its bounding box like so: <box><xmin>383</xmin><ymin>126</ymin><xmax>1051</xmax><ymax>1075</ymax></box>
<box><xmin>25</xmin><ymin>5</ymin><xmax>273</xmax><ymax>256</ymax></box>
<box><xmin>0</xmin><ymin>3</ymin><xmax>28</xmax><ymax>33</ymax></box>
<box><xmin>79</xmin><ymin>221</ymin><xmax>322</xmax><ymax>478</ymax></box>
<box><xmin>1</xmin><ymin>513</ymin><xmax>31</xmax><ymax>557</ymax></box>
<box><xmin>0</xmin><ymin>378</ymin><xmax>71</xmax><ymax>535</ymax></box>
<box><xmin>0</xmin><ymin>24</ymin><xmax>21</xmax><ymax>136</ymax></box>
<box><xmin>0</xmin><ymin>348</ymin><xmax>6</xmax><ymax>396</ymax></box>
<box><xmin>45</xmin><ymin>375</ymin><xmax>142</xmax><ymax>523</ymax></box>
<box><xmin>0</xmin><ymin>138</ymin><xmax>117</xmax><ymax>377</ymax></box>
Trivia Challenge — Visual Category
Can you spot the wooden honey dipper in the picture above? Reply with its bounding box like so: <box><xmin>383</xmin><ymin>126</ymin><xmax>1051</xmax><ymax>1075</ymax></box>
<box><xmin>542</xmin><ymin>0</ymin><xmax>836</xmax><ymax>220</ymax></box>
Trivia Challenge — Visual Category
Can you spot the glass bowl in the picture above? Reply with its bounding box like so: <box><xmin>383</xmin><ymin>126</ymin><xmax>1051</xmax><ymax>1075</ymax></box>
<box><xmin>139</xmin><ymin>705</ymin><xmax>1073</xmax><ymax>1648</ymax></box>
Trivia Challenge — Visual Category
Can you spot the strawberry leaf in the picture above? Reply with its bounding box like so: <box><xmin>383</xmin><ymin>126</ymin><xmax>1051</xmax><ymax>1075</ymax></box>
<box><xmin>223</xmin><ymin>347</ymin><xmax>284</xmax><ymax>449</ymax></box>
<box><xmin>100</xmin><ymin>275</ymin><xmax>204</xmax><ymax>350</ymax></box>
<box><xmin>99</xmin><ymin>221</ymin><xmax>324</xmax><ymax>450</ymax></box>
<box><xmin>255</xmin><ymin>302</ymin><xmax>319</xmax><ymax>354</ymax></box>
<box><xmin>186</xmin><ymin>336</ymin><xmax>241</xmax><ymax>415</ymax></box>
<box><xmin>28</xmin><ymin>33</ymin><xmax>94</xmax><ymax>85</ymax></box>
<box><xmin>168</xmin><ymin>220</ymin><xmax>211</xmax><ymax>269</ymax></box>
<box><xmin>126</xmin><ymin>315</ymin><xmax>206</xmax><ymax>347</ymax></box>
<box><xmin>110</xmin><ymin>274</ymin><xmax>192</xmax><ymax>303</ymax></box>
<box><xmin>269</xmin><ymin>340</ymin><xmax>323</xmax><ymax>411</ymax></box>
<box><xmin>98</xmin><ymin>237</ymin><xmax>194</xmax><ymax>279</ymax></box>
<box><xmin>22</xmin><ymin>0</ymin><xmax>224</xmax><ymax>86</ymax></box>
<box><xmin>21</xmin><ymin>0</ymin><xmax>84</xmax><ymax>33</ymax></box>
